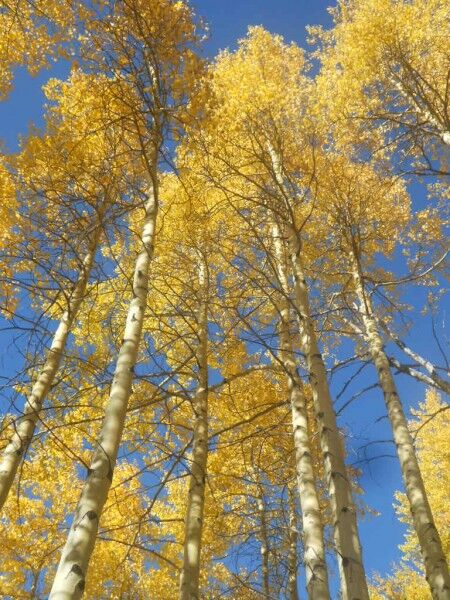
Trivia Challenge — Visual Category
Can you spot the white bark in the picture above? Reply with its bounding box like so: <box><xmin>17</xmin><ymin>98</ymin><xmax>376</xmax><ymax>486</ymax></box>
<box><xmin>267</xmin><ymin>144</ymin><xmax>368</xmax><ymax>600</ymax></box>
<box><xmin>272</xmin><ymin>222</ymin><xmax>330</xmax><ymax>600</ymax></box>
<box><xmin>254</xmin><ymin>475</ymin><xmax>271</xmax><ymax>599</ymax></box>
<box><xmin>0</xmin><ymin>223</ymin><xmax>102</xmax><ymax>510</ymax></box>
<box><xmin>49</xmin><ymin>186</ymin><xmax>158</xmax><ymax>600</ymax></box>
<box><xmin>441</xmin><ymin>131</ymin><xmax>450</xmax><ymax>147</ymax></box>
<box><xmin>287</xmin><ymin>485</ymin><xmax>300</xmax><ymax>600</ymax></box>
<box><xmin>179</xmin><ymin>259</ymin><xmax>209</xmax><ymax>600</ymax></box>
<box><xmin>288</xmin><ymin>233</ymin><xmax>368</xmax><ymax>600</ymax></box>
<box><xmin>352</xmin><ymin>261</ymin><xmax>450</xmax><ymax>600</ymax></box>
<box><xmin>387</xmin><ymin>332</ymin><xmax>450</xmax><ymax>396</ymax></box>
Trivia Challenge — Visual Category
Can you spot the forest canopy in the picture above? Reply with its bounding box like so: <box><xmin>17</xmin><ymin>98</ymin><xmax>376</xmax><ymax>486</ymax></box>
<box><xmin>0</xmin><ymin>1</ymin><xmax>448</xmax><ymax>599</ymax></box>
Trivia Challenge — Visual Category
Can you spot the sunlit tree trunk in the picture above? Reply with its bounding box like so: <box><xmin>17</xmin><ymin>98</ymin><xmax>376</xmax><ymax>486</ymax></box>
<box><xmin>268</xmin><ymin>144</ymin><xmax>368</xmax><ymax>600</ymax></box>
<box><xmin>288</xmin><ymin>230</ymin><xmax>368</xmax><ymax>600</ymax></box>
<box><xmin>0</xmin><ymin>219</ymin><xmax>103</xmax><ymax>510</ymax></box>
<box><xmin>49</xmin><ymin>183</ymin><xmax>158</xmax><ymax>600</ymax></box>
<box><xmin>351</xmin><ymin>256</ymin><xmax>450</xmax><ymax>600</ymax></box>
<box><xmin>272</xmin><ymin>222</ymin><xmax>330</xmax><ymax>600</ymax></box>
<box><xmin>179</xmin><ymin>257</ymin><xmax>209</xmax><ymax>600</ymax></box>
<box><xmin>254</xmin><ymin>475</ymin><xmax>271</xmax><ymax>599</ymax></box>
<box><xmin>287</xmin><ymin>485</ymin><xmax>300</xmax><ymax>600</ymax></box>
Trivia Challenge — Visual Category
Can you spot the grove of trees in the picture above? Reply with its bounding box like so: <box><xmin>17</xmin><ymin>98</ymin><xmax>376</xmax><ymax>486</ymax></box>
<box><xmin>0</xmin><ymin>0</ymin><xmax>448</xmax><ymax>598</ymax></box>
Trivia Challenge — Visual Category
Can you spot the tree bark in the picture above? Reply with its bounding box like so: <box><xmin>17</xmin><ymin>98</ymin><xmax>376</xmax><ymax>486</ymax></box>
<box><xmin>49</xmin><ymin>185</ymin><xmax>158</xmax><ymax>600</ymax></box>
<box><xmin>288</xmin><ymin>231</ymin><xmax>368</xmax><ymax>600</ymax></box>
<box><xmin>272</xmin><ymin>222</ymin><xmax>330</xmax><ymax>600</ymax></box>
<box><xmin>287</xmin><ymin>485</ymin><xmax>300</xmax><ymax>600</ymax></box>
<box><xmin>179</xmin><ymin>257</ymin><xmax>209</xmax><ymax>600</ymax></box>
<box><xmin>255</xmin><ymin>475</ymin><xmax>271</xmax><ymax>599</ymax></box>
<box><xmin>352</xmin><ymin>259</ymin><xmax>450</xmax><ymax>600</ymax></box>
<box><xmin>386</xmin><ymin>331</ymin><xmax>450</xmax><ymax>396</ymax></box>
<box><xmin>267</xmin><ymin>144</ymin><xmax>368</xmax><ymax>600</ymax></box>
<box><xmin>0</xmin><ymin>220</ymin><xmax>103</xmax><ymax>510</ymax></box>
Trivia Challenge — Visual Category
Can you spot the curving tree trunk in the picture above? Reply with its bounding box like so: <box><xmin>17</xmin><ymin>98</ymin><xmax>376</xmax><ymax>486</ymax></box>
<box><xmin>179</xmin><ymin>257</ymin><xmax>209</xmax><ymax>600</ymax></box>
<box><xmin>352</xmin><ymin>257</ymin><xmax>450</xmax><ymax>600</ymax></box>
<box><xmin>272</xmin><ymin>221</ymin><xmax>330</xmax><ymax>600</ymax></box>
<box><xmin>0</xmin><ymin>220</ymin><xmax>103</xmax><ymax>510</ymax></box>
<box><xmin>49</xmin><ymin>183</ymin><xmax>158</xmax><ymax>600</ymax></box>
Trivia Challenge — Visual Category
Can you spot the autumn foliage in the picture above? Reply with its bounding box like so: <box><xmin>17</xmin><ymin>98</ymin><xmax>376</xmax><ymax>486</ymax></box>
<box><xmin>0</xmin><ymin>1</ymin><xmax>448</xmax><ymax>599</ymax></box>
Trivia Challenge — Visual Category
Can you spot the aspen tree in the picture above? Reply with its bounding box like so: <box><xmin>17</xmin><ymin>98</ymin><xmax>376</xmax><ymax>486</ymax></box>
<box><xmin>254</xmin><ymin>472</ymin><xmax>271</xmax><ymax>599</ymax></box>
<box><xmin>0</xmin><ymin>69</ymin><xmax>133</xmax><ymax>510</ymax></box>
<box><xmin>372</xmin><ymin>390</ymin><xmax>450</xmax><ymax>599</ymax></box>
<box><xmin>272</xmin><ymin>220</ymin><xmax>330</xmax><ymax>599</ymax></box>
<box><xmin>312</xmin><ymin>154</ymin><xmax>449</xmax><ymax>600</ymax></box>
<box><xmin>287</xmin><ymin>485</ymin><xmax>300</xmax><ymax>600</ymax></box>
<box><xmin>351</xmin><ymin>260</ymin><xmax>450</xmax><ymax>600</ymax></box>
<box><xmin>0</xmin><ymin>223</ymin><xmax>102</xmax><ymax>509</ymax></box>
<box><xmin>50</xmin><ymin>2</ymin><xmax>202</xmax><ymax>595</ymax></box>
<box><xmin>186</xmin><ymin>28</ymin><xmax>368</xmax><ymax>598</ymax></box>
<box><xmin>49</xmin><ymin>182</ymin><xmax>158</xmax><ymax>599</ymax></box>
<box><xmin>268</xmin><ymin>146</ymin><xmax>368</xmax><ymax>600</ymax></box>
<box><xmin>289</xmin><ymin>236</ymin><xmax>368</xmax><ymax>600</ymax></box>
<box><xmin>144</xmin><ymin>172</ymin><xmax>226</xmax><ymax>598</ymax></box>
<box><xmin>180</xmin><ymin>254</ymin><xmax>210</xmax><ymax>600</ymax></box>
<box><xmin>313</xmin><ymin>0</ymin><xmax>450</xmax><ymax>168</ymax></box>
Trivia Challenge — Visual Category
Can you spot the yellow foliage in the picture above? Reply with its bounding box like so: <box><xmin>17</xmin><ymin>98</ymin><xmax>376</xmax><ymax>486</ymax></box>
<box><xmin>314</xmin><ymin>0</ymin><xmax>450</xmax><ymax>151</ymax></box>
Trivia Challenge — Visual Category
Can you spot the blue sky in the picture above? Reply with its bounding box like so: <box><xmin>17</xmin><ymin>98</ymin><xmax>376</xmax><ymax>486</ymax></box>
<box><xmin>0</xmin><ymin>0</ymin><xmax>446</xmax><ymax>595</ymax></box>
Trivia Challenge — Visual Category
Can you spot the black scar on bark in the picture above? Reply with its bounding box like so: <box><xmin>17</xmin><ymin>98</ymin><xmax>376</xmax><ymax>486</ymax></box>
<box><xmin>70</xmin><ymin>564</ymin><xmax>83</xmax><ymax>576</ymax></box>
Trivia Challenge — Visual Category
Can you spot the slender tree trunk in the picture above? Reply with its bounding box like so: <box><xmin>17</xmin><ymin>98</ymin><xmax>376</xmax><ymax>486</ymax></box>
<box><xmin>287</xmin><ymin>230</ymin><xmax>368</xmax><ymax>600</ymax></box>
<box><xmin>49</xmin><ymin>184</ymin><xmax>158</xmax><ymax>600</ymax></box>
<box><xmin>179</xmin><ymin>258</ymin><xmax>209</xmax><ymax>600</ymax></box>
<box><xmin>0</xmin><ymin>220</ymin><xmax>103</xmax><ymax>510</ymax></box>
<box><xmin>389</xmin><ymin>356</ymin><xmax>450</xmax><ymax>395</ymax></box>
<box><xmin>352</xmin><ymin>258</ymin><xmax>450</xmax><ymax>600</ymax></box>
<box><xmin>386</xmin><ymin>331</ymin><xmax>450</xmax><ymax>396</ymax></box>
<box><xmin>287</xmin><ymin>485</ymin><xmax>300</xmax><ymax>600</ymax></box>
<box><xmin>254</xmin><ymin>476</ymin><xmax>271</xmax><ymax>599</ymax></box>
<box><xmin>267</xmin><ymin>144</ymin><xmax>368</xmax><ymax>600</ymax></box>
<box><xmin>272</xmin><ymin>222</ymin><xmax>330</xmax><ymax>600</ymax></box>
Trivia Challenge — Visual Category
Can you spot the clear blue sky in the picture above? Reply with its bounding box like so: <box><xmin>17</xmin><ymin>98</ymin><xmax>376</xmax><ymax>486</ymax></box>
<box><xmin>1</xmin><ymin>0</ymin><xmax>445</xmax><ymax>595</ymax></box>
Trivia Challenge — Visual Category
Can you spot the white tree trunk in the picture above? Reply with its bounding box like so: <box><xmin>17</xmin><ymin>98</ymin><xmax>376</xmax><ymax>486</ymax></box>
<box><xmin>352</xmin><ymin>261</ymin><xmax>450</xmax><ymax>600</ymax></box>
<box><xmin>0</xmin><ymin>222</ymin><xmax>103</xmax><ymax>510</ymax></box>
<box><xmin>49</xmin><ymin>186</ymin><xmax>158</xmax><ymax>600</ymax></box>
<box><xmin>267</xmin><ymin>144</ymin><xmax>368</xmax><ymax>600</ymax></box>
<box><xmin>287</xmin><ymin>485</ymin><xmax>300</xmax><ymax>600</ymax></box>
<box><xmin>255</xmin><ymin>476</ymin><xmax>271</xmax><ymax>599</ymax></box>
<box><xmin>272</xmin><ymin>222</ymin><xmax>330</xmax><ymax>600</ymax></box>
<box><xmin>288</xmin><ymin>231</ymin><xmax>368</xmax><ymax>600</ymax></box>
<box><xmin>388</xmin><ymin>333</ymin><xmax>450</xmax><ymax>396</ymax></box>
<box><xmin>179</xmin><ymin>259</ymin><xmax>209</xmax><ymax>600</ymax></box>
